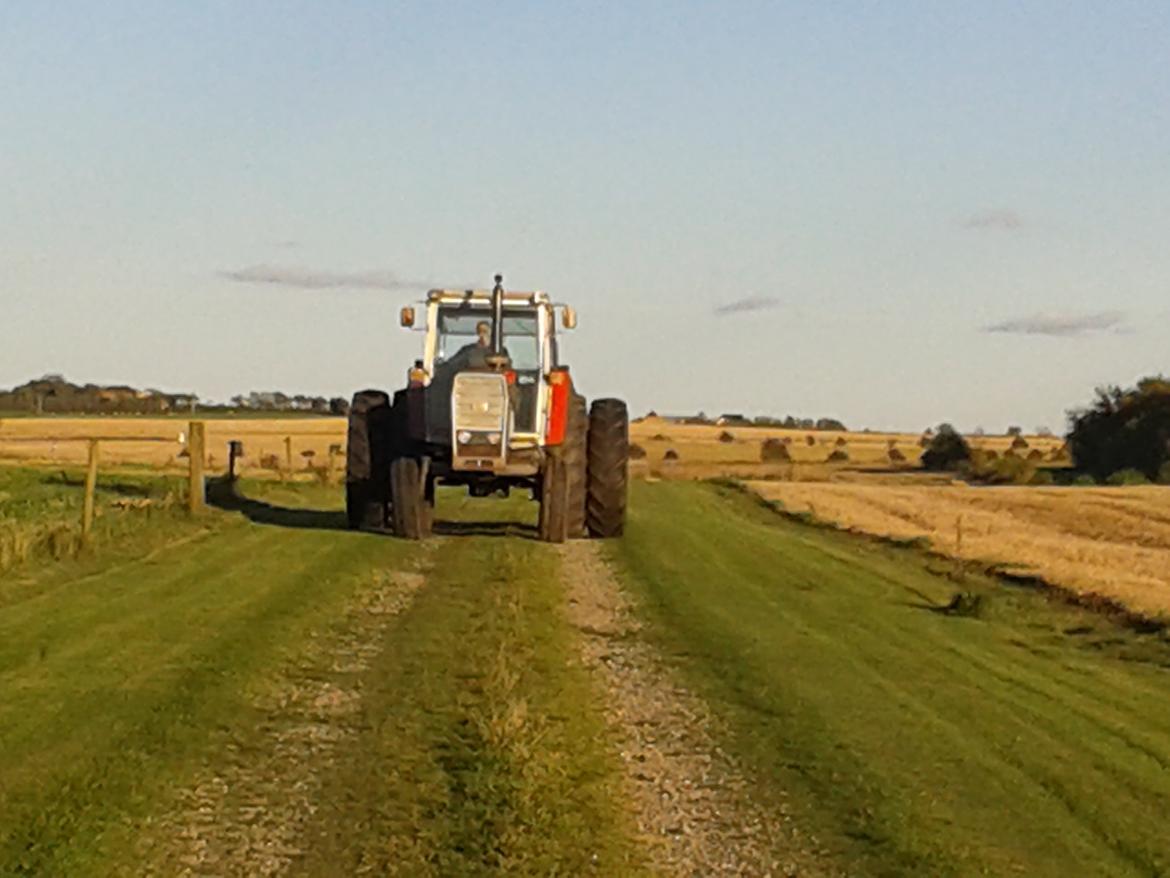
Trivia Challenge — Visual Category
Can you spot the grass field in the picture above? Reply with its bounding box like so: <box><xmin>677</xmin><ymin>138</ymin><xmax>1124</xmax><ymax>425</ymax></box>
<box><xmin>3</xmin><ymin>473</ymin><xmax>1170</xmax><ymax>874</ymax></box>
<box><xmin>748</xmin><ymin>480</ymin><xmax>1170</xmax><ymax>620</ymax></box>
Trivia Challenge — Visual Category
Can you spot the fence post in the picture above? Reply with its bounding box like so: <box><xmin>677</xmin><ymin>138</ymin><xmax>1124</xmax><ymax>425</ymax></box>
<box><xmin>188</xmin><ymin>421</ymin><xmax>206</xmax><ymax>513</ymax></box>
<box><xmin>82</xmin><ymin>439</ymin><xmax>100</xmax><ymax>541</ymax></box>
<box><xmin>284</xmin><ymin>436</ymin><xmax>293</xmax><ymax>473</ymax></box>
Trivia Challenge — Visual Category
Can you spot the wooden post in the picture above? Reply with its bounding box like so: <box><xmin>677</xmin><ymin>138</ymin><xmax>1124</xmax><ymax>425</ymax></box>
<box><xmin>188</xmin><ymin>421</ymin><xmax>206</xmax><ymax>513</ymax></box>
<box><xmin>284</xmin><ymin>436</ymin><xmax>293</xmax><ymax>473</ymax></box>
<box><xmin>82</xmin><ymin>439</ymin><xmax>100</xmax><ymax>541</ymax></box>
<box><xmin>228</xmin><ymin>440</ymin><xmax>243</xmax><ymax>482</ymax></box>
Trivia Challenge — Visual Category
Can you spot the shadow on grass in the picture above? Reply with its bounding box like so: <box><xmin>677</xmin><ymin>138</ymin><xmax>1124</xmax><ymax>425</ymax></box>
<box><xmin>207</xmin><ymin>478</ymin><xmax>540</xmax><ymax>540</ymax></box>
<box><xmin>207</xmin><ymin>477</ymin><xmax>348</xmax><ymax>531</ymax></box>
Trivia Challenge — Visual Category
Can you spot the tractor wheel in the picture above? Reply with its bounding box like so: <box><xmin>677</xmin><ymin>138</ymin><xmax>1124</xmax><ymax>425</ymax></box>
<box><xmin>391</xmin><ymin>457</ymin><xmax>431</xmax><ymax>540</ymax></box>
<box><xmin>538</xmin><ymin>452</ymin><xmax>569</xmax><ymax>543</ymax></box>
<box><xmin>586</xmin><ymin>398</ymin><xmax>629</xmax><ymax>538</ymax></box>
<box><xmin>345</xmin><ymin>390</ymin><xmax>391</xmax><ymax>530</ymax></box>
<box><xmin>564</xmin><ymin>393</ymin><xmax>588</xmax><ymax>538</ymax></box>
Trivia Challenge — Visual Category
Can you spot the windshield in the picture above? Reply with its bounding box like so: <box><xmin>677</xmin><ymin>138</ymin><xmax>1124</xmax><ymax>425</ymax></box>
<box><xmin>435</xmin><ymin>307</ymin><xmax>540</xmax><ymax>371</ymax></box>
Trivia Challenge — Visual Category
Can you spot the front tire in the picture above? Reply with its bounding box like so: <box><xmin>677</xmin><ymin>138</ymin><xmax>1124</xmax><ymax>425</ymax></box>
<box><xmin>391</xmin><ymin>457</ymin><xmax>432</xmax><ymax>540</ymax></box>
<box><xmin>586</xmin><ymin>398</ymin><xmax>629</xmax><ymax>538</ymax></box>
<box><xmin>538</xmin><ymin>452</ymin><xmax>570</xmax><ymax>543</ymax></box>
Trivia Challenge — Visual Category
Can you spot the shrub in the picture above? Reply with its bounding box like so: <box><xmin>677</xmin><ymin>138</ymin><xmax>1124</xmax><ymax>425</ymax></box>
<box><xmin>1107</xmin><ymin>468</ymin><xmax>1149</xmax><ymax>486</ymax></box>
<box><xmin>918</xmin><ymin>434</ymin><xmax>932</xmax><ymax>449</ymax></box>
<box><xmin>827</xmin><ymin>448</ymin><xmax>849</xmax><ymax>463</ymax></box>
<box><xmin>629</xmin><ymin>443</ymin><xmax>647</xmax><ymax>460</ymax></box>
<box><xmin>1159</xmin><ymin>461</ymin><xmax>1170</xmax><ymax>485</ymax></box>
<box><xmin>921</xmin><ymin>424</ymin><xmax>971</xmax><ymax>471</ymax></box>
<box><xmin>1030</xmin><ymin>469</ymin><xmax>1055</xmax><ymax>486</ymax></box>
<box><xmin>963</xmin><ymin>454</ymin><xmax>1036</xmax><ymax>485</ymax></box>
<box><xmin>718</xmin><ymin>430</ymin><xmax>735</xmax><ymax>443</ymax></box>
<box><xmin>760</xmin><ymin>438</ymin><xmax>791</xmax><ymax>462</ymax></box>
<box><xmin>1072</xmin><ymin>474</ymin><xmax>1097</xmax><ymax>486</ymax></box>
<box><xmin>663</xmin><ymin>449</ymin><xmax>679</xmax><ymax>461</ymax></box>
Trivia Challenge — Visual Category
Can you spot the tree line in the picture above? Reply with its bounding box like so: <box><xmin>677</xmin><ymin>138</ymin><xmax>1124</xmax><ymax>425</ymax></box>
<box><xmin>0</xmin><ymin>375</ymin><xmax>350</xmax><ymax>416</ymax></box>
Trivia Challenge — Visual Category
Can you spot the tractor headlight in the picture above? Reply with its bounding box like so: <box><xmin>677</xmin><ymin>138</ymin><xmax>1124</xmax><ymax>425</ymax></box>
<box><xmin>457</xmin><ymin>430</ymin><xmax>472</xmax><ymax>444</ymax></box>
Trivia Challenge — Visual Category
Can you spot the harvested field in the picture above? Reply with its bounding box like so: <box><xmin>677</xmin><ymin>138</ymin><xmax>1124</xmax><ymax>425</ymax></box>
<box><xmin>748</xmin><ymin>481</ymin><xmax>1170</xmax><ymax>619</ymax></box>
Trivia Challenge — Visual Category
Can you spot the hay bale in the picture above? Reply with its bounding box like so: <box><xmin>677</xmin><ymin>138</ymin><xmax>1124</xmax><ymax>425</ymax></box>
<box><xmin>760</xmin><ymin>438</ymin><xmax>790</xmax><ymax>462</ymax></box>
<box><xmin>835</xmin><ymin>436</ymin><xmax>848</xmax><ymax>447</ymax></box>
<box><xmin>1027</xmin><ymin>448</ymin><xmax>1044</xmax><ymax>461</ymax></box>
<box><xmin>805</xmin><ymin>434</ymin><xmax>817</xmax><ymax>446</ymax></box>
<box><xmin>919</xmin><ymin>434</ymin><xmax>932</xmax><ymax>448</ymax></box>
<box><xmin>888</xmin><ymin>447</ymin><xmax>906</xmax><ymax>463</ymax></box>
<box><xmin>782</xmin><ymin>436</ymin><xmax>793</xmax><ymax>445</ymax></box>
<box><xmin>887</xmin><ymin>438</ymin><xmax>898</xmax><ymax>449</ymax></box>
<box><xmin>828</xmin><ymin>448</ymin><xmax>850</xmax><ymax>463</ymax></box>
<box><xmin>718</xmin><ymin>430</ymin><xmax>735</xmax><ymax>443</ymax></box>
<box><xmin>663</xmin><ymin>449</ymin><xmax>679</xmax><ymax>461</ymax></box>
<box><xmin>629</xmin><ymin>443</ymin><xmax>647</xmax><ymax>460</ymax></box>
<box><xmin>650</xmin><ymin>433</ymin><xmax>670</xmax><ymax>442</ymax></box>
<box><xmin>1010</xmin><ymin>435</ymin><xmax>1029</xmax><ymax>450</ymax></box>
<box><xmin>984</xmin><ymin>449</ymin><xmax>1000</xmax><ymax>460</ymax></box>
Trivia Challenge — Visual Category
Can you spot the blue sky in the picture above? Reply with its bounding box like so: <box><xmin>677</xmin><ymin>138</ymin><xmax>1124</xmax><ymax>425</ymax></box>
<box><xmin>2</xmin><ymin>1</ymin><xmax>1167</xmax><ymax>431</ymax></box>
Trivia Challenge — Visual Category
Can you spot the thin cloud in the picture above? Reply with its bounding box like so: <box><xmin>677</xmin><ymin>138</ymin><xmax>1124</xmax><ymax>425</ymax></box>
<box><xmin>982</xmin><ymin>310</ymin><xmax>1127</xmax><ymax>338</ymax></box>
<box><xmin>962</xmin><ymin>209</ymin><xmax>1023</xmax><ymax>230</ymax></box>
<box><xmin>713</xmin><ymin>295</ymin><xmax>781</xmax><ymax>316</ymax></box>
<box><xmin>220</xmin><ymin>264</ymin><xmax>434</xmax><ymax>292</ymax></box>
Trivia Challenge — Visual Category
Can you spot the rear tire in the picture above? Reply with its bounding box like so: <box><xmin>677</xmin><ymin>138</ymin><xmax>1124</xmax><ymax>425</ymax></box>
<box><xmin>391</xmin><ymin>457</ymin><xmax>431</xmax><ymax>540</ymax></box>
<box><xmin>345</xmin><ymin>390</ymin><xmax>391</xmax><ymax>530</ymax></box>
<box><xmin>564</xmin><ymin>393</ymin><xmax>588</xmax><ymax>538</ymax></box>
<box><xmin>586</xmin><ymin>398</ymin><xmax>629</xmax><ymax>538</ymax></box>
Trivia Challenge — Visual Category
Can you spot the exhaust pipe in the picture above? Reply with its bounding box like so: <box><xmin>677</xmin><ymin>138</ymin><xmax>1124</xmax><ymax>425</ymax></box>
<box><xmin>491</xmin><ymin>273</ymin><xmax>505</xmax><ymax>357</ymax></box>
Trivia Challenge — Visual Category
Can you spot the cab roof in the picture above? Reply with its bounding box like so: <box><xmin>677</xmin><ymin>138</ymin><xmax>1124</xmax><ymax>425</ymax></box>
<box><xmin>427</xmin><ymin>289</ymin><xmax>551</xmax><ymax>306</ymax></box>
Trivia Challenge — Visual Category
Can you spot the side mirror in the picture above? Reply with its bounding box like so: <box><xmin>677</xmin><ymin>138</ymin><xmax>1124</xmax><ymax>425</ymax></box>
<box><xmin>399</xmin><ymin>306</ymin><xmax>415</xmax><ymax>328</ymax></box>
<box><xmin>561</xmin><ymin>306</ymin><xmax>578</xmax><ymax>330</ymax></box>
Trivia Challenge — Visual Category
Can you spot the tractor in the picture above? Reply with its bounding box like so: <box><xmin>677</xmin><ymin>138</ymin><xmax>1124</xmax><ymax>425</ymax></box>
<box><xmin>345</xmin><ymin>275</ymin><xmax>628</xmax><ymax>541</ymax></box>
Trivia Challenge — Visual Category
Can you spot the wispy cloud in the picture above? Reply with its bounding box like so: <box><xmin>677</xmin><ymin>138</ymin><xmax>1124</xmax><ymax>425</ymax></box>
<box><xmin>961</xmin><ymin>209</ymin><xmax>1023</xmax><ymax>231</ymax></box>
<box><xmin>220</xmin><ymin>264</ymin><xmax>434</xmax><ymax>292</ymax></box>
<box><xmin>713</xmin><ymin>295</ymin><xmax>781</xmax><ymax>316</ymax></box>
<box><xmin>982</xmin><ymin>310</ymin><xmax>1127</xmax><ymax>338</ymax></box>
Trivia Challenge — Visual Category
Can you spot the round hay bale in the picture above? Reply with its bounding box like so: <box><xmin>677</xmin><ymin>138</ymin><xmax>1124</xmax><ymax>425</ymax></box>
<box><xmin>629</xmin><ymin>443</ymin><xmax>647</xmax><ymax>460</ymax></box>
<box><xmin>828</xmin><ymin>448</ymin><xmax>850</xmax><ymax>463</ymax></box>
<box><xmin>835</xmin><ymin>436</ymin><xmax>848</xmax><ymax>447</ymax></box>
<box><xmin>663</xmin><ymin>448</ymin><xmax>679</xmax><ymax>461</ymax></box>
<box><xmin>760</xmin><ymin>438</ymin><xmax>790</xmax><ymax>462</ymax></box>
<box><xmin>805</xmin><ymin>434</ymin><xmax>817</xmax><ymax>446</ymax></box>
<box><xmin>718</xmin><ymin>430</ymin><xmax>735</xmax><ymax>443</ymax></box>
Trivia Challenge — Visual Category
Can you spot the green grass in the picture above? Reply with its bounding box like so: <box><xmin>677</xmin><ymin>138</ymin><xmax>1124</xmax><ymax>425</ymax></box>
<box><xmin>0</xmin><ymin>481</ymin><xmax>639</xmax><ymax>876</ymax></box>
<box><xmin>608</xmin><ymin>481</ymin><xmax>1170</xmax><ymax>877</ymax></box>
<box><xmin>0</xmin><ymin>479</ymin><xmax>421</xmax><ymax>874</ymax></box>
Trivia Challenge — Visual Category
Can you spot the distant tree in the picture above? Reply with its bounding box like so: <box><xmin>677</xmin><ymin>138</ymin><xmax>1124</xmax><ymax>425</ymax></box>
<box><xmin>1006</xmin><ymin>425</ymin><xmax>1023</xmax><ymax>437</ymax></box>
<box><xmin>329</xmin><ymin>397</ymin><xmax>350</xmax><ymax>416</ymax></box>
<box><xmin>815</xmin><ymin>417</ymin><xmax>847</xmax><ymax>431</ymax></box>
<box><xmin>1068</xmin><ymin>377</ymin><xmax>1170</xmax><ymax>481</ymax></box>
<box><xmin>921</xmin><ymin>423</ymin><xmax>972</xmax><ymax>471</ymax></box>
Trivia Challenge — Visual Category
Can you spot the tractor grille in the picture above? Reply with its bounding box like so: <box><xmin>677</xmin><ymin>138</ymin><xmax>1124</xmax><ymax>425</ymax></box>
<box><xmin>453</xmin><ymin>373</ymin><xmax>507</xmax><ymax>431</ymax></box>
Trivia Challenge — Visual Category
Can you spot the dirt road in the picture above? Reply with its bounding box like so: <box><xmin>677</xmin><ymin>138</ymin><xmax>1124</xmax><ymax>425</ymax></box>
<box><xmin>4</xmin><ymin>479</ymin><xmax>1170</xmax><ymax>875</ymax></box>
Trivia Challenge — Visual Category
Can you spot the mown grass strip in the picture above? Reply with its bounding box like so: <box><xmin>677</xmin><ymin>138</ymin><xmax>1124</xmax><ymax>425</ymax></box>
<box><xmin>296</xmin><ymin>493</ymin><xmax>645</xmax><ymax>877</ymax></box>
<box><xmin>0</xmin><ymin>480</ymin><xmax>419</xmax><ymax>875</ymax></box>
<box><xmin>607</xmin><ymin>481</ymin><xmax>1170</xmax><ymax>877</ymax></box>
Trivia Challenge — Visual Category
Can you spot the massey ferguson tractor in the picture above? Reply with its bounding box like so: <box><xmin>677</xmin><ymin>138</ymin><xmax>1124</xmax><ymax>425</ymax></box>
<box><xmin>344</xmin><ymin>275</ymin><xmax>628</xmax><ymax>541</ymax></box>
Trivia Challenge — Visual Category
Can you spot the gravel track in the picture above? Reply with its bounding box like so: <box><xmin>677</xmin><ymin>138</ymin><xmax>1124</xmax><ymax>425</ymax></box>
<box><xmin>559</xmin><ymin>541</ymin><xmax>833</xmax><ymax>877</ymax></box>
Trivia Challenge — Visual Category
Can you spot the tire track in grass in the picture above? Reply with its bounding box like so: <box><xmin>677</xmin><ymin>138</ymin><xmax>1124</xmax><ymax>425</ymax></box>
<box><xmin>558</xmin><ymin>540</ymin><xmax>837</xmax><ymax>877</ymax></box>
<box><xmin>136</xmin><ymin>552</ymin><xmax>432</xmax><ymax>876</ymax></box>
